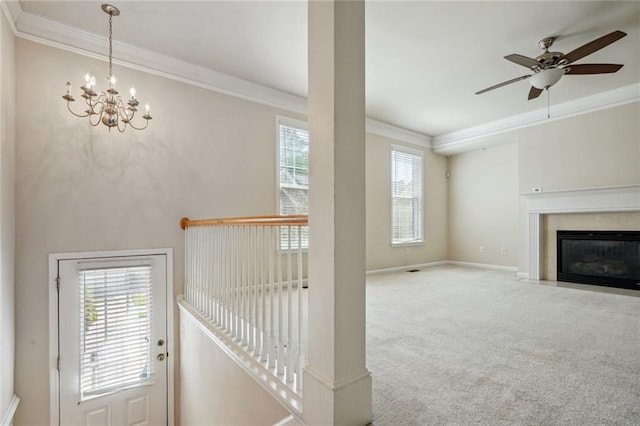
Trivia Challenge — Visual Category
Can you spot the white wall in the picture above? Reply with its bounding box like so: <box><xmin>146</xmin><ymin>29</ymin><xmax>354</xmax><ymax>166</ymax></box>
<box><xmin>366</xmin><ymin>133</ymin><xmax>448</xmax><ymax>270</ymax></box>
<box><xmin>0</xmin><ymin>7</ymin><xmax>16</xmax><ymax>423</ymax></box>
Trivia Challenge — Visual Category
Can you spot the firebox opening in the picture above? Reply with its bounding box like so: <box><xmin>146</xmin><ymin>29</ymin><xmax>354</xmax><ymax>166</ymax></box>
<box><xmin>557</xmin><ymin>230</ymin><xmax>640</xmax><ymax>290</ymax></box>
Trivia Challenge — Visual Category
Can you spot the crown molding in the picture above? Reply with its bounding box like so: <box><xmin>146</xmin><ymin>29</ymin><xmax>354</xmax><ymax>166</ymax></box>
<box><xmin>15</xmin><ymin>12</ymin><xmax>308</xmax><ymax>114</ymax></box>
<box><xmin>14</xmin><ymin>11</ymin><xmax>430</xmax><ymax>147</ymax></box>
<box><xmin>0</xmin><ymin>0</ymin><xmax>20</xmax><ymax>34</ymax></box>
<box><xmin>432</xmin><ymin>83</ymin><xmax>640</xmax><ymax>155</ymax></box>
<box><xmin>365</xmin><ymin>118</ymin><xmax>432</xmax><ymax>148</ymax></box>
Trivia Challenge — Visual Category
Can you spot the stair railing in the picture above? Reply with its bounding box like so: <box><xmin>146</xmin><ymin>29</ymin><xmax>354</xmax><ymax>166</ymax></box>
<box><xmin>180</xmin><ymin>215</ymin><xmax>308</xmax><ymax>410</ymax></box>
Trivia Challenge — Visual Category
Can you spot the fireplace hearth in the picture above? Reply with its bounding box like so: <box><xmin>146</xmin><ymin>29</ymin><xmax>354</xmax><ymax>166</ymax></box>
<box><xmin>557</xmin><ymin>230</ymin><xmax>640</xmax><ymax>290</ymax></box>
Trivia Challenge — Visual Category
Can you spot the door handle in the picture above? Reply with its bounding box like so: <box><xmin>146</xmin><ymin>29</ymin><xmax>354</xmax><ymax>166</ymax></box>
<box><xmin>157</xmin><ymin>353</ymin><xmax>165</xmax><ymax>361</ymax></box>
<box><xmin>157</xmin><ymin>339</ymin><xmax>165</xmax><ymax>347</ymax></box>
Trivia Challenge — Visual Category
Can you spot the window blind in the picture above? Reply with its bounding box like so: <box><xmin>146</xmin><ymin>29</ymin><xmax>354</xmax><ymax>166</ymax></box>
<box><xmin>391</xmin><ymin>146</ymin><xmax>424</xmax><ymax>245</ymax></box>
<box><xmin>79</xmin><ymin>265</ymin><xmax>153</xmax><ymax>400</ymax></box>
<box><xmin>279</xmin><ymin>121</ymin><xmax>309</xmax><ymax>249</ymax></box>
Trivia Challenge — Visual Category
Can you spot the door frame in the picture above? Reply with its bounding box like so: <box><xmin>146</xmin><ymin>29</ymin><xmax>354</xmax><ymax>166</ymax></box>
<box><xmin>49</xmin><ymin>248</ymin><xmax>174</xmax><ymax>426</ymax></box>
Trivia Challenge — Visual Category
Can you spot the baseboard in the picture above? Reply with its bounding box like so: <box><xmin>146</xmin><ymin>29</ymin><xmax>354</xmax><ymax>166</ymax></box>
<box><xmin>446</xmin><ymin>261</ymin><xmax>518</xmax><ymax>273</ymax></box>
<box><xmin>1</xmin><ymin>394</ymin><xmax>20</xmax><ymax>426</ymax></box>
<box><xmin>366</xmin><ymin>261</ymin><xmax>448</xmax><ymax>275</ymax></box>
<box><xmin>516</xmin><ymin>272</ymin><xmax>530</xmax><ymax>279</ymax></box>
<box><xmin>366</xmin><ymin>260</ymin><xmax>519</xmax><ymax>275</ymax></box>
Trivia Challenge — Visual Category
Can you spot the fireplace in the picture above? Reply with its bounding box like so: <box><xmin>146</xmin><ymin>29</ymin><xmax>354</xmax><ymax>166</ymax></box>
<box><xmin>557</xmin><ymin>230</ymin><xmax>640</xmax><ymax>290</ymax></box>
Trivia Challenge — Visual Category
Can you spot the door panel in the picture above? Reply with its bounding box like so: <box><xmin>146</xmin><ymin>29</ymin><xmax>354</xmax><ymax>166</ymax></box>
<box><xmin>58</xmin><ymin>255</ymin><xmax>167</xmax><ymax>426</ymax></box>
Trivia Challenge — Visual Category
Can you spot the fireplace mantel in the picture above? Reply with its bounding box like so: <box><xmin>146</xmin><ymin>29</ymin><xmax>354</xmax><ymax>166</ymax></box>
<box><xmin>524</xmin><ymin>184</ymin><xmax>640</xmax><ymax>280</ymax></box>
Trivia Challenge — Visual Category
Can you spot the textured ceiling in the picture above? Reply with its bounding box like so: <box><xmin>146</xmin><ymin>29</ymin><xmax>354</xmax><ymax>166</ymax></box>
<box><xmin>16</xmin><ymin>1</ymin><xmax>640</xmax><ymax>137</ymax></box>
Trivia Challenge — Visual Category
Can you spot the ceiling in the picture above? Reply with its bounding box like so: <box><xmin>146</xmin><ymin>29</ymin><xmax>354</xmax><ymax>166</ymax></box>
<box><xmin>10</xmin><ymin>1</ymin><xmax>640</xmax><ymax>140</ymax></box>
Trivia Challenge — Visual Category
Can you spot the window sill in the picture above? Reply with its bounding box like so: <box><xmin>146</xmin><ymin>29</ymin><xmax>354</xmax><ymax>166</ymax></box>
<box><xmin>391</xmin><ymin>241</ymin><xmax>424</xmax><ymax>248</ymax></box>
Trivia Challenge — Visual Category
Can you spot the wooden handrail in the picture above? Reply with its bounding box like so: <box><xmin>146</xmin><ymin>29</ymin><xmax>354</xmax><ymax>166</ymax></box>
<box><xmin>180</xmin><ymin>215</ymin><xmax>308</xmax><ymax>230</ymax></box>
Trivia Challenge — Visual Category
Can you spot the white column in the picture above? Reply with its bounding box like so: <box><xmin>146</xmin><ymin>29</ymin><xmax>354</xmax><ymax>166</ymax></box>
<box><xmin>304</xmin><ymin>0</ymin><xmax>372</xmax><ymax>424</ymax></box>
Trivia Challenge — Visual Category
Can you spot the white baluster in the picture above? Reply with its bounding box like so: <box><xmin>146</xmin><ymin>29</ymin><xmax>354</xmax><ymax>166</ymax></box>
<box><xmin>223</xmin><ymin>226</ymin><xmax>230</xmax><ymax>331</ymax></box>
<box><xmin>259</xmin><ymin>226</ymin><xmax>266</xmax><ymax>361</ymax></box>
<box><xmin>297</xmin><ymin>225</ymin><xmax>304</xmax><ymax>390</ymax></box>
<box><xmin>250</xmin><ymin>226</ymin><xmax>256</xmax><ymax>352</ymax></box>
<box><xmin>277</xmin><ymin>225</ymin><xmax>285</xmax><ymax>376</ymax></box>
<box><xmin>286</xmin><ymin>225</ymin><xmax>294</xmax><ymax>383</ymax></box>
<box><xmin>261</xmin><ymin>226</ymin><xmax>269</xmax><ymax>363</ymax></box>
<box><xmin>185</xmin><ymin>228</ymin><xmax>190</xmax><ymax>303</ymax></box>
<box><xmin>269</xmin><ymin>227</ymin><xmax>276</xmax><ymax>369</ymax></box>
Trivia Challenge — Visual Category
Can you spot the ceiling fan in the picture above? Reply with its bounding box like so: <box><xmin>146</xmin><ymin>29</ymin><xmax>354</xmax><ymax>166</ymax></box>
<box><xmin>476</xmin><ymin>30</ymin><xmax>627</xmax><ymax>100</ymax></box>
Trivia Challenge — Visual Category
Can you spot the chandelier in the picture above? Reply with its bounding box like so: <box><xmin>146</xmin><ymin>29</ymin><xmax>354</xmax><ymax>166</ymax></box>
<box><xmin>62</xmin><ymin>4</ymin><xmax>152</xmax><ymax>132</ymax></box>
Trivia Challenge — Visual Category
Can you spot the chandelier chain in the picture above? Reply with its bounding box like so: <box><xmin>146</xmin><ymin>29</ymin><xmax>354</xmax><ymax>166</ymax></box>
<box><xmin>108</xmin><ymin>12</ymin><xmax>113</xmax><ymax>79</ymax></box>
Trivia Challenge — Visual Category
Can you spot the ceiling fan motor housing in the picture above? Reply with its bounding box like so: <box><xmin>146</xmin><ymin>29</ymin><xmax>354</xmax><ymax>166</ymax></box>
<box><xmin>535</xmin><ymin>51</ymin><xmax>564</xmax><ymax>66</ymax></box>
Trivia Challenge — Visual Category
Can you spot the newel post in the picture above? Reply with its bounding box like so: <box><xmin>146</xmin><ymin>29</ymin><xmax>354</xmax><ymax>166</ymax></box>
<box><xmin>304</xmin><ymin>0</ymin><xmax>372</xmax><ymax>424</ymax></box>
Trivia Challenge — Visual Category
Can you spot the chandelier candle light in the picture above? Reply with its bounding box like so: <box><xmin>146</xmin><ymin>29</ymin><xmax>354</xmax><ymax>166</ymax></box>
<box><xmin>62</xmin><ymin>4</ymin><xmax>152</xmax><ymax>132</ymax></box>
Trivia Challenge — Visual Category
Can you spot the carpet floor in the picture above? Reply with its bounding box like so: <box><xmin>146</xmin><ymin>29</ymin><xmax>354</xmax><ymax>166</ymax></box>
<box><xmin>367</xmin><ymin>265</ymin><xmax>640</xmax><ymax>425</ymax></box>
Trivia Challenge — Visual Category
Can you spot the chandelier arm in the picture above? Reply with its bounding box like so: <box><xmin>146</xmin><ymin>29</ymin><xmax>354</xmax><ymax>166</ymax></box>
<box><xmin>89</xmin><ymin>106</ymin><xmax>105</xmax><ymax>127</ymax></box>
<box><xmin>84</xmin><ymin>96</ymin><xmax>97</xmax><ymax>115</ymax></box>
<box><xmin>115</xmin><ymin>97</ymin><xmax>129</xmax><ymax>118</ymax></box>
<box><xmin>66</xmin><ymin>102</ymin><xmax>92</xmax><ymax>118</ymax></box>
<box><xmin>126</xmin><ymin>119</ymin><xmax>149</xmax><ymax>131</ymax></box>
<box><xmin>92</xmin><ymin>96</ymin><xmax>108</xmax><ymax>115</ymax></box>
<box><xmin>116</xmin><ymin>120</ymin><xmax>127</xmax><ymax>133</ymax></box>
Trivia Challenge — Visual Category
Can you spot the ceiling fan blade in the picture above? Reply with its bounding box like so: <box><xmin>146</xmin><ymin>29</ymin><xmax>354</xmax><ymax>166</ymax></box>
<box><xmin>504</xmin><ymin>54</ymin><xmax>541</xmax><ymax>69</ymax></box>
<box><xmin>564</xmin><ymin>63</ymin><xmax>624</xmax><ymax>74</ymax></box>
<box><xmin>475</xmin><ymin>74</ymin><xmax>531</xmax><ymax>95</ymax></box>
<box><xmin>528</xmin><ymin>86</ymin><xmax>543</xmax><ymax>100</ymax></box>
<box><xmin>562</xmin><ymin>30</ymin><xmax>627</xmax><ymax>64</ymax></box>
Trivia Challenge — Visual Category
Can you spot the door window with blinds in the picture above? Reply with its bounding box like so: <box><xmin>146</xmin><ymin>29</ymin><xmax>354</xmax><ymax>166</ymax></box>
<box><xmin>278</xmin><ymin>117</ymin><xmax>309</xmax><ymax>249</ymax></box>
<box><xmin>79</xmin><ymin>262</ymin><xmax>154</xmax><ymax>400</ymax></box>
<box><xmin>391</xmin><ymin>145</ymin><xmax>424</xmax><ymax>246</ymax></box>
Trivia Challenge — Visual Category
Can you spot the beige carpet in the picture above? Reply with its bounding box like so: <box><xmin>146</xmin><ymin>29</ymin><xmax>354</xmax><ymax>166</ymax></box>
<box><xmin>367</xmin><ymin>265</ymin><xmax>640</xmax><ymax>425</ymax></box>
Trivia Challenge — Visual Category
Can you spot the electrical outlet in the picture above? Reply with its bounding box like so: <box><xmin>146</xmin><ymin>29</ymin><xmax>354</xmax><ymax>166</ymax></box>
<box><xmin>501</xmin><ymin>247</ymin><xmax>508</xmax><ymax>255</ymax></box>
<box><xmin>479</xmin><ymin>246</ymin><xmax>485</xmax><ymax>253</ymax></box>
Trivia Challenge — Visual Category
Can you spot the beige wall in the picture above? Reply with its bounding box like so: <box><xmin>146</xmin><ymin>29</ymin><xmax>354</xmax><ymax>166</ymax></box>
<box><xmin>0</xmin><ymin>8</ymin><xmax>16</xmax><ymax>422</ymax></box>
<box><xmin>180</xmin><ymin>309</ymin><xmax>289</xmax><ymax>425</ymax></box>
<box><xmin>448</xmin><ymin>143</ymin><xmax>519</xmax><ymax>267</ymax></box>
<box><xmin>13</xmin><ymin>39</ymin><xmax>448</xmax><ymax>424</ymax></box>
<box><xmin>448</xmin><ymin>102</ymin><xmax>639</xmax><ymax>273</ymax></box>
<box><xmin>518</xmin><ymin>103</ymin><xmax>640</xmax><ymax>193</ymax></box>
<box><xmin>518</xmin><ymin>102</ymin><xmax>639</xmax><ymax>275</ymax></box>
<box><xmin>366</xmin><ymin>133</ymin><xmax>448</xmax><ymax>270</ymax></box>
<box><xmin>14</xmin><ymin>39</ymin><xmax>292</xmax><ymax>425</ymax></box>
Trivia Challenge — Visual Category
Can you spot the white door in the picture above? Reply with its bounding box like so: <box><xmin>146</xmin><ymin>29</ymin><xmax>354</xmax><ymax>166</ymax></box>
<box><xmin>58</xmin><ymin>255</ymin><xmax>168</xmax><ymax>426</ymax></box>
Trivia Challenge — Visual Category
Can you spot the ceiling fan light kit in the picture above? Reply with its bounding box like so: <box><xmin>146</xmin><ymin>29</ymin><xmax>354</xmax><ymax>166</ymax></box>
<box><xmin>476</xmin><ymin>30</ymin><xmax>627</xmax><ymax>100</ymax></box>
<box><xmin>530</xmin><ymin>68</ymin><xmax>565</xmax><ymax>90</ymax></box>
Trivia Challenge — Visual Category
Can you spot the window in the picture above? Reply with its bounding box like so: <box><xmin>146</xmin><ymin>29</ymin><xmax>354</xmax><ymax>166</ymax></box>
<box><xmin>79</xmin><ymin>263</ymin><xmax>153</xmax><ymax>399</ymax></box>
<box><xmin>391</xmin><ymin>145</ymin><xmax>424</xmax><ymax>245</ymax></box>
<box><xmin>277</xmin><ymin>117</ymin><xmax>309</xmax><ymax>248</ymax></box>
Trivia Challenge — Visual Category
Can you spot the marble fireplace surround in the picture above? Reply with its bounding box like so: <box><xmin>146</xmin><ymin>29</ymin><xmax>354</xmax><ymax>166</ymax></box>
<box><xmin>525</xmin><ymin>185</ymin><xmax>640</xmax><ymax>281</ymax></box>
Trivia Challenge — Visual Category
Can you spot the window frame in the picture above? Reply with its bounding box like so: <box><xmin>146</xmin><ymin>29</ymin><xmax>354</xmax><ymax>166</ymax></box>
<box><xmin>390</xmin><ymin>144</ymin><xmax>425</xmax><ymax>247</ymax></box>
<box><xmin>276</xmin><ymin>115</ymin><xmax>309</xmax><ymax>250</ymax></box>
